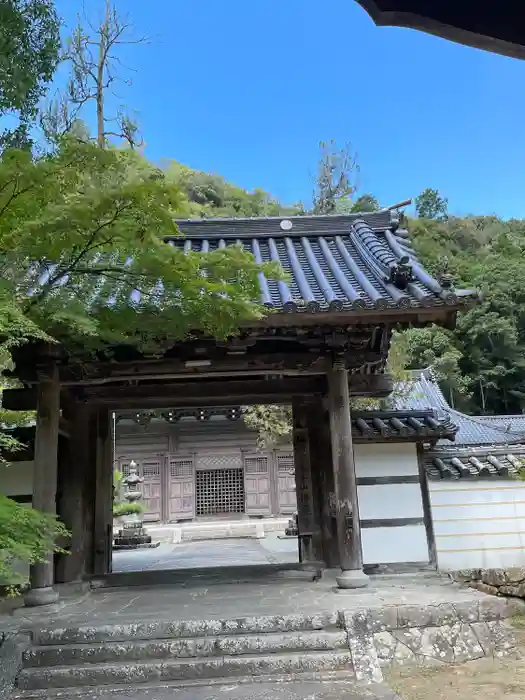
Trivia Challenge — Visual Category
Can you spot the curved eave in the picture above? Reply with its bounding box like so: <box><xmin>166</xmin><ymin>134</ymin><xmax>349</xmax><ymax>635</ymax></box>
<box><xmin>355</xmin><ymin>1</ymin><xmax>525</xmax><ymax>61</ymax></box>
<box><xmin>244</xmin><ymin>298</ymin><xmax>477</xmax><ymax>329</ymax></box>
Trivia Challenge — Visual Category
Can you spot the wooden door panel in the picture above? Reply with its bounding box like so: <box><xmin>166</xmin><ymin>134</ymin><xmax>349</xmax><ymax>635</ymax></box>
<box><xmin>276</xmin><ymin>452</ymin><xmax>297</xmax><ymax>514</ymax></box>
<box><xmin>168</xmin><ymin>455</ymin><xmax>195</xmax><ymax>521</ymax></box>
<box><xmin>141</xmin><ymin>460</ymin><xmax>162</xmax><ymax>521</ymax></box>
<box><xmin>244</xmin><ymin>454</ymin><xmax>271</xmax><ymax>516</ymax></box>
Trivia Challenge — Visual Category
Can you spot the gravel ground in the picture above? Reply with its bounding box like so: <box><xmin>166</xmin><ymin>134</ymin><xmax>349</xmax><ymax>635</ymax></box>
<box><xmin>387</xmin><ymin>624</ymin><xmax>525</xmax><ymax>700</ymax></box>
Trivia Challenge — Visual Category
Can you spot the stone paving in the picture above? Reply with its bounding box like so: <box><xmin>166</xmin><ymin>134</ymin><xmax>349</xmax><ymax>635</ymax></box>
<box><xmin>5</xmin><ymin>571</ymin><xmax>508</xmax><ymax>628</ymax></box>
<box><xmin>112</xmin><ymin>535</ymin><xmax>299</xmax><ymax>573</ymax></box>
<box><xmin>27</xmin><ymin>679</ymin><xmax>400</xmax><ymax>699</ymax></box>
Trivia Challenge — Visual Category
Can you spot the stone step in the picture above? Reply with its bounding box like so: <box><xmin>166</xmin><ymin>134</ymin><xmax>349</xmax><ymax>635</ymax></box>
<box><xmin>32</xmin><ymin>612</ymin><xmax>339</xmax><ymax>646</ymax></box>
<box><xmin>90</xmin><ymin>563</ymin><xmax>309</xmax><ymax>589</ymax></box>
<box><xmin>16</xmin><ymin>650</ymin><xmax>354</xmax><ymax>691</ymax></box>
<box><xmin>24</xmin><ymin>630</ymin><xmax>348</xmax><ymax>668</ymax></box>
<box><xmin>14</xmin><ymin>675</ymin><xmax>396</xmax><ymax>700</ymax></box>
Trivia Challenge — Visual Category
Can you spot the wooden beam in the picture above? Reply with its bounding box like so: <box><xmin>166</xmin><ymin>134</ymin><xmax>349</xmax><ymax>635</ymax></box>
<box><xmin>15</xmin><ymin>349</ymin><xmax>387</xmax><ymax>387</ymax></box>
<box><xmin>2</xmin><ymin>373</ymin><xmax>394</xmax><ymax>411</ymax></box>
<box><xmin>56</xmin><ymin>352</ymin><xmax>334</xmax><ymax>386</ymax></box>
<box><xmin>82</xmin><ymin>377</ymin><xmax>325</xmax><ymax>407</ymax></box>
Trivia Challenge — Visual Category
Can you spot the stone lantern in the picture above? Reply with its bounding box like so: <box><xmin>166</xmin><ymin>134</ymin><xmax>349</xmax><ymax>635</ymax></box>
<box><xmin>113</xmin><ymin>460</ymin><xmax>159</xmax><ymax>550</ymax></box>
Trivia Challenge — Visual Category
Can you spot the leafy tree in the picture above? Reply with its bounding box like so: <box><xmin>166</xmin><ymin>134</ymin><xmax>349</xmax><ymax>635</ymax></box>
<box><xmin>162</xmin><ymin>162</ymin><xmax>299</xmax><ymax>219</ymax></box>
<box><xmin>243</xmin><ymin>405</ymin><xmax>292</xmax><ymax>449</ymax></box>
<box><xmin>415</xmin><ymin>188</ymin><xmax>448</xmax><ymax>221</ymax></box>
<box><xmin>0</xmin><ymin>0</ymin><xmax>60</xmax><ymax>127</ymax></box>
<box><xmin>42</xmin><ymin>0</ymin><xmax>146</xmax><ymax>147</ymax></box>
<box><xmin>312</xmin><ymin>140</ymin><xmax>359</xmax><ymax>215</ymax></box>
<box><xmin>401</xmin><ymin>213</ymin><xmax>525</xmax><ymax>415</ymax></box>
<box><xmin>351</xmin><ymin>194</ymin><xmax>380</xmax><ymax>213</ymax></box>
<box><xmin>0</xmin><ymin>139</ymin><xmax>283</xmax><ymax>357</ymax></box>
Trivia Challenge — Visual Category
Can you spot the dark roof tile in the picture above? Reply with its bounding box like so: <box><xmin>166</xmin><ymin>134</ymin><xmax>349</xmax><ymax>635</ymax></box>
<box><xmin>19</xmin><ymin>212</ymin><xmax>477</xmax><ymax>318</ymax></box>
<box><xmin>424</xmin><ymin>449</ymin><xmax>525</xmax><ymax>480</ymax></box>
<box><xmin>352</xmin><ymin>410</ymin><xmax>456</xmax><ymax>441</ymax></box>
<box><xmin>168</xmin><ymin>212</ymin><xmax>478</xmax><ymax>314</ymax></box>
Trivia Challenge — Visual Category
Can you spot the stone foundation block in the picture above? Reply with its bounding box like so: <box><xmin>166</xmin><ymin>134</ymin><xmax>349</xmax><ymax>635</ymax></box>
<box><xmin>451</xmin><ymin>569</ymin><xmax>481</xmax><ymax>583</ymax></box>
<box><xmin>481</xmin><ymin>569</ymin><xmax>508</xmax><ymax>587</ymax></box>
<box><xmin>469</xmin><ymin>581</ymin><xmax>499</xmax><ymax>596</ymax></box>
<box><xmin>505</xmin><ymin>567</ymin><xmax>525</xmax><ymax>583</ymax></box>
<box><xmin>498</xmin><ymin>584</ymin><xmax>523</xmax><ymax>597</ymax></box>
<box><xmin>478</xmin><ymin>596</ymin><xmax>510</xmax><ymax>621</ymax></box>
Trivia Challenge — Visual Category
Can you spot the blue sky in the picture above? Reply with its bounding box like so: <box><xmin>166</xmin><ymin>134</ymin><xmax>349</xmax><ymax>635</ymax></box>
<box><xmin>53</xmin><ymin>0</ymin><xmax>525</xmax><ymax>218</ymax></box>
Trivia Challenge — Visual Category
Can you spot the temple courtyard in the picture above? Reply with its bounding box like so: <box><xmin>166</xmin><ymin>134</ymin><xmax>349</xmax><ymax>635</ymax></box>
<box><xmin>111</xmin><ymin>534</ymin><xmax>299</xmax><ymax>573</ymax></box>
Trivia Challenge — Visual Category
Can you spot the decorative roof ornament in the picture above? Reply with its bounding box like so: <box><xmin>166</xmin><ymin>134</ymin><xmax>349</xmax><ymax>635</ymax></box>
<box><xmin>390</xmin><ymin>212</ymin><xmax>400</xmax><ymax>231</ymax></box>
<box><xmin>437</xmin><ymin>257</ymin><xmax>455</xmax><ymax>290</ymax></box>
<box><xmin>387</xmin><ymin>256</ymin><xmax>414</xmax><ymax>290</ymax></box>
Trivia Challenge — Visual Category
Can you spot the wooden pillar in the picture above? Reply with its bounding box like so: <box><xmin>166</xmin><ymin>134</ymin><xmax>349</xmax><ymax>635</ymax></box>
<box><xmin>24</xmin><ymin>363</ymin><xmax>61</xmax><ymax>607</ymax></box>
<box><xmin>55</xmin><ymin>402</ymin><xmax>95</xmax><ymax>583</ymax></box>
<box><xmin>417</xmin><ymin>443</ymin><xmax>437</xmax><ymax>568</ymax></box>
<box><xmin>93</xmin><ymin>407</ymin><xmax>113</xmax><ymax>577</ymax></box>
<box><xmin>327</xmin><ymin>363</ymin><xmax>369</xmax><ymax>588</ymax></box>
<box><xmin>307</xmin><ymin>399</ymin><xmax>339</xmax><ymax>568</ymax></box>
<box><xmin>291</xmin><ymin>399</ymin><xmax>324</xmax><ymax>567</ymax></box>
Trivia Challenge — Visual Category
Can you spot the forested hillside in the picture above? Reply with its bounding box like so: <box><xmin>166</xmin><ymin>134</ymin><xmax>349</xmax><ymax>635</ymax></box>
<box><xmin>404</xmin><ymin>212</ymin><xmax>525</xmax><ymax>415</ymax></box>
<box><xmin>168</xmin><ymin>163</ymin><xmax>525</xmax><ymax>418</ymax></box>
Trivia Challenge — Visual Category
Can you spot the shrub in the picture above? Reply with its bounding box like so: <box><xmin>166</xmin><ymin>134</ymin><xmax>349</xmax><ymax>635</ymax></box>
<box><xmin>0</xmin><ymin>494</ymin><xmax>70</xmax><ymax>587</ymax></box>
<box><xmin>113</xmin><ymin>502</ymin><xmax>143</xmax><ymax>518</ymax></box>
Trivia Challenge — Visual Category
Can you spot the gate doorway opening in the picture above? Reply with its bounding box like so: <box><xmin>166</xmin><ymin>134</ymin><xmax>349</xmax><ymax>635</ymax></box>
<box><xmin>110</xmin><ymin>409</ymin><xmax>299</xmax><ymax>576</ymax></box>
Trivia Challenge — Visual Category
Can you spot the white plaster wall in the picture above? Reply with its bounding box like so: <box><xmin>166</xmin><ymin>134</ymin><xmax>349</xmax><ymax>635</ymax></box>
<box><xmin>0</xmin><ymin>460</ymin><xmax>33</xmax><ymax>498</ymax></box>
<box><xmin>430</xmin><ymin>480</ymin><xmax>525</xmax><ymax>570</ymax></box>
<box><xmin>354</xmin><ymin>443</ymin><xmax>429</xmax><ymax>565</ymax></box>
<box><xmin>354</xmin><ymin>443</ymin><xmax>420</xmax><ymax>477</ymax></box>
<box><xmin>361</xmin><ymin>525</ymin><xmax>429</xmax><ymax>565</ymax></box>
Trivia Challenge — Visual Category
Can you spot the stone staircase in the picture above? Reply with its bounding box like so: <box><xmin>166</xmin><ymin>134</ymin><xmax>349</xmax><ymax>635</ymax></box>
<box><xmin>10</xmin><ymin>594</ymin><xmax>524</xmax><ymax>698</ymax></box>
<box><xmin>13</xmin><ymin>613</ymin><xmax>354</xmax><ymax>698</ymax></box>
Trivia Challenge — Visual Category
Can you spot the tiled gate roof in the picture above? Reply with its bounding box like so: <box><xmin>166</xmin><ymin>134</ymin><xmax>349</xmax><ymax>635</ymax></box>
<box><xmin>170</xmin><ymin>212</ymin><xmax>478</xmax><ymax>314</ymax></box>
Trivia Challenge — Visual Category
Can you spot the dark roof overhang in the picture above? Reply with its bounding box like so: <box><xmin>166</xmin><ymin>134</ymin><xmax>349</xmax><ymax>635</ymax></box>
<box><xmin>356</xmin><ymin>1</ymin><xmax>525</xmax><ymax>60</ymax></box>
<box><xmin>351</xmin><ymin>409</ymin><xmax>457</xmax><ymax>442</ymax></box>
<box><xmin>425</xmin><ymin>446</ymin><xmax>525</xmax><ymax>480</ymax></box>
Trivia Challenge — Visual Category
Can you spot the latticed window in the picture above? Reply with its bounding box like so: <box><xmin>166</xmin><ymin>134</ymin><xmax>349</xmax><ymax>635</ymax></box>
<box><xmin>170</xmin><ymin>459</ymin><xmax>193</xmax><ymax>478</ymax></box>
<box><xmin>244</xmin><ymin>456</ymin><xmax>269</xmax><ymax>474</ymax></box>
<box><xmin>277</xmin><ymin>453</ymin><xmax>294</xmax><ymax>474</ymax></box>
<box><xmin>196</xmin><ymin>467</ymin><xmax>245</xmax><ymax>516</ymax></box>
<box><xmin>120</xmin><ymin>461</ymin><xmax>132</xmax><ymax>477</ymax></box>
<box><xmin>143</xmin><ymin>462</ymin><xmax>160</xmax><ymax>478</ymax></box>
